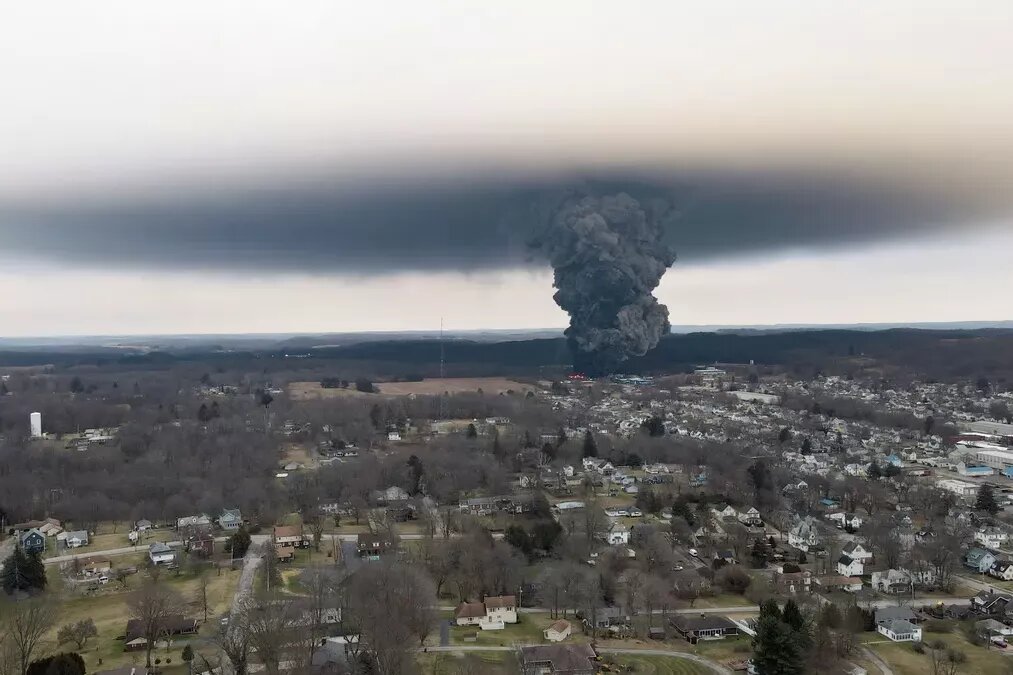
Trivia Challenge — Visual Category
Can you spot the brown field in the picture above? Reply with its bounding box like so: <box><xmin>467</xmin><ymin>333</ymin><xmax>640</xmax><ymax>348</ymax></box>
<box><xmin>288</xmin><ymin>381</ymin><xmax>372</xmax><ymax>400</ymax></box>
<box><xmin>376</xmin><ymin>377</ymin><xmax>533</xmax><ymax>395</ymax></box>
<box><xmin>289</xmin><ymin>377</ymin><xmax>533</xmax><ymax>400</ymax></box>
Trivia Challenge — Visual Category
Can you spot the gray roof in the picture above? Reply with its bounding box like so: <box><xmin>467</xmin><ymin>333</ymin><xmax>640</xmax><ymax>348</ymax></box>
<box><xmin>875</xmin><ymin>606</ymin><xmax>916</xmax><ymax>623</ymax></box>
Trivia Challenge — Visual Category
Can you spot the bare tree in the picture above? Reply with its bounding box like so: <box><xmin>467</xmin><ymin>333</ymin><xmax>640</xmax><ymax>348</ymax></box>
<box><xmin>0</xmin><ymin>597</ymin><xmax>57</xmax><ymax>675</ymax></box>
<box><xmin>127</xmin><ymin>577</ymin><xmax>185</xmax><ymax>669</ymax></box>
<box><xmin>344</xmin><ymin>562</ymin><xmax>437</xmax><ymax>675</ymax></box>
<box><xmin>195</xmin><ymin>571</ymin><xmax>211</xmax><ymax>622</ymax></box>
<box><xmin>301</xmin><ymin>566</ymin><xmax>340</xmax><ymax>663</ymax></box>
<box><xmin>244</xmin><ymin>595</ymin><xmax>301</xmax><ymax>675</ymax></box>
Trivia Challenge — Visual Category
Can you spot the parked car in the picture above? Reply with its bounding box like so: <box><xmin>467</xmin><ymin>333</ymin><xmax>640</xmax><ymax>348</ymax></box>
<box><xmin>689</xmin><ymin>548</ymin><xmax>699</xmax><ymax>557</ymax></box>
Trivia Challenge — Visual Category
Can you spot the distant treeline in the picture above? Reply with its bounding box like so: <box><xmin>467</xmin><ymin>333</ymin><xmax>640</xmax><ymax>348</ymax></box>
<box><xmin>1</xmin><ymin>328</ymin><xmax>1012</xmax><ymax>384</ymax></box>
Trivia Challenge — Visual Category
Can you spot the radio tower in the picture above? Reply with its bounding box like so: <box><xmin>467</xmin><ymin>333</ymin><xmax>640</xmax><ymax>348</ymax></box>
<box><xmin>438</xmin><ymin>318</ymin><xmax>445</xmax><ymax>419</ymax></box>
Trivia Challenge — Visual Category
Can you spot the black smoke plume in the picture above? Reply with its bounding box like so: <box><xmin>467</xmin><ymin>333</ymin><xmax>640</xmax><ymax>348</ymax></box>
<box><xmin>536</xmin><ymin>192</ymin><xmax>677</xmax><ymax>375</ymax></box>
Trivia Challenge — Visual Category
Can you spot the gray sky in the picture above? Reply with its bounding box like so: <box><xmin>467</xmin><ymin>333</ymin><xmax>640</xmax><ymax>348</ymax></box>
<box><xmin>1</xmin><ymin>1</ymin><xmax>1012</xmax><ymax>336</ymax></box>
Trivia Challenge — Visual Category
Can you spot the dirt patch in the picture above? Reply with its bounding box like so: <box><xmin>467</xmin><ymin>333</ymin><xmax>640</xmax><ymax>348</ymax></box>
<box><xmin>375</xmin><ymin>377</ymin><xmax>533</xmax><ymax>396</ymax></box>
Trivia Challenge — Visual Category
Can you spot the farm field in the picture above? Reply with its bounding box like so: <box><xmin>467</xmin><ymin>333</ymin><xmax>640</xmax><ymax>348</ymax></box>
<box><xmin>376</xmin><ymin>377</ymin><xmax>533</xmax><ymax>395</ymax></box>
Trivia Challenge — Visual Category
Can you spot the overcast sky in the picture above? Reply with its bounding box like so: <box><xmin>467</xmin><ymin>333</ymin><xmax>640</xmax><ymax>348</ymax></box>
<box><xmin>1</xmin><ymin>1</ymin><xmax>1012</xmax><ymax>336</ymax></box>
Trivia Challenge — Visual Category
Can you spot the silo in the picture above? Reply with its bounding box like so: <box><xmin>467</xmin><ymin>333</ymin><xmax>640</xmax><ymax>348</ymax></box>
<box><xmin>30</xmin><ymin>411</ymin><xmax>42</xmax><ymax>438</ymax></box>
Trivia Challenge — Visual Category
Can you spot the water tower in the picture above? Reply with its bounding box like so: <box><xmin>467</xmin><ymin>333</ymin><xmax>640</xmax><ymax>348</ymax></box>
<box><xmin>30</xmin><ymin>411</ymin><xmax>42</xmax><ymax>438</ymax></box>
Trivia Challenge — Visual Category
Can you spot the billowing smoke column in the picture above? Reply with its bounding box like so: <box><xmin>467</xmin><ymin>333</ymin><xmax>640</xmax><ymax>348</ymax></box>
<box><xmin>538</xmin><ymin>193</ymin><xmax>677</xmax><ymax>375</ymax></box>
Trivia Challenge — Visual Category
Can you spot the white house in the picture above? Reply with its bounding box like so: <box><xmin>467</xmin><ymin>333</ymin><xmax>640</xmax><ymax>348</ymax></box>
<box><xmin>148</xmin><ymin>542</ymin><xmax>175</xmax><ymax>565</ymax></box>
<box><xmin>454</xmin><ymin>595</ymin><xmax>517</xmax><ymax>631</ymax></box>
<box><xmin>543</xmin><ymin>620</ymin><xmax>572</xmax><ymax>642</ymax></box>
<box><xmin>837</xmin><ymin>555</ymin><xmax>864</xmax><ymax>577</ymax></box>
<box><xmin>975</xmin><ymin>528</ymin><xmax>1009</xmax><ymax>549</ymax></box>
<box><xmin>989</xmin><ymin>561</ymin><xmax>1013</xmax><ymax>581</ymax></box>
<box><xmin>604</xmin><ymin>522</ymin><xmax>631</xmax><ymax>546</ymax></box>
<box><xmin>788</xmin><ymin>517</ymin><xmax>820</xmax><ymax>552</ymax></box>
<box><xmin>877</xmin><ymin>619</ymin><xmax>922</xmax><ymax>642</ymax></box>
<box><xmin>738</xmin><ymin>507</ymin><xmax>763</xmax><ymax>526</ymax></box>
<box><xmin>485</xmin><ymin>595</ymin><xmax>517</xmax><ymax>625</ymax></box>
<box><xmin>712</xmin><ymin>505</ymin><xmax>738</xmax><ymax>521</ymax></box>
<box><xmin>841</xmin><ymin>541</ymin><xmax>873</xmax><ymax>562</ymax></box>
<box><xmin>177</xmin><ymin>514</ymin><xmax>211</xmax><ymax>530</ymax></box>
<box><xmin>61</xmin><ymin>530</ymin><xmax>90</xmax><ymax>548</ymax></box>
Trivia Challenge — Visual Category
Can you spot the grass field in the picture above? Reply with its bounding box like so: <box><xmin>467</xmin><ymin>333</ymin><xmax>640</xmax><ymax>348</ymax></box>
<box><xmin>867</xmin><ymin>631</ymin><xmax>1013</xmax><ymax>675</ymax></box>
<box><xmin>607</xmin><ymin>654</ymin><xmax>716</xmax><ymax>674</ymax></box>
<box><xmin>418</xmin><ymin>651</ymin><xmax>514</xmax><ymax>674</ymax></box>
<box><xmin>45</xmin><ymin>565</ymin><xmax>240</xmax><ymax>672</ymax></box>
<box><xmin>376</xmin><ymin>378</ymin><xmax>533</xmax><ymax>396</ymax></box>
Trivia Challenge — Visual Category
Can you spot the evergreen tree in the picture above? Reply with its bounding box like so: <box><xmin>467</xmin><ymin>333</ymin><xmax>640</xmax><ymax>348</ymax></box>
<box><xmin>800</xmin><ymin>437</ymin><xmax>813</xmax><ymax>454</ymax></box>
<box><xmin>867</xmin><ymin>461</ymin><xmax>882</xmax><ymax>479</ymax></box>
<box><xmin>557</xmin><ymin>427</ymin><xmax>568</xmax><ymax>446</ymax></box>
<box><xmin>228</xmin><ymin>526</ymin><xmax>252</xmax><ymax>559</ymax></box>
<box><xmin>976</xmin><ymin>484</ymin><xmax>1000</xmax><ymax>515</ymax></box>
<box><xmin>672</xmin><ymin>497</ymin><xmax>696</xmax><ymax>527</ymax></box>
<box><xmin>541</xmin><ymin>442</ymin><xmax>557</xmax><ymax>461</ymax></box>
<box><xmin>750</xmin><ymin>539</ymin><xmax>771</xmax><ymax>568</ymax></box>
<box><xmin>582</xmin><ymin>430</ymin><xmax>598</xmax><ymax>458</ymax></box>
<box><xmin>466</xmin><ymin>423</ymin><xmax>478</xmax><ymax>438</ymax></box>
<box><xmin>1</xmin><ymin>547</ymin><xmax>47</xmax><ymax>594</ymax></box>
<box><xmin>753</xmin><ymin>599</ymin><xmax>806</xmax><ymax>675</ymax></box>
<box><xmin>782</xmin><ymin>599</ymin><xmax>806</xmax><ymax>632</ymax></box>
<box><xmin>778</xmin><ymin>427</ymin><xmax>791</xmax><ymax>444</ymax></box>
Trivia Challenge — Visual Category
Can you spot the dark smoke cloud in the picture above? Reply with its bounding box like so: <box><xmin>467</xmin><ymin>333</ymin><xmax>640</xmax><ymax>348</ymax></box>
<box><xmin>535</xmin><ymin>193</ymin><xmax>676</xmax><ymax>374</ymax></box>
<box><xmin>0</xmin><ymin>168</ymin><xmax>1004</xmax><ymax>274</ymax></box>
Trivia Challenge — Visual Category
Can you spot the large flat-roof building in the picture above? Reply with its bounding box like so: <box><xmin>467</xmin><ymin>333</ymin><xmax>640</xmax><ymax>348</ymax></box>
<box><xmin>936</xmin><ymin>478</ymin><xmax>979</xmax><ymax>499</ymax></box>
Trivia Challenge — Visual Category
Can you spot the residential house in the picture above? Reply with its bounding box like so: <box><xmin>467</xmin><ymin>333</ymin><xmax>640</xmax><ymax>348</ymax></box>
<box><xmin>738</xmin><ymin>507</ymin><xmax>763</xmax><ymax>527</ymax></box>
<box><xmin>453</xmin><ymin>595</ymin><xmax>517</xmax><ymax>631</ymax></box>
<box><xmin>124</xmin><ymin>616</ymin><xmax>198</xmax><ymax>651</ymax></box>
<box><xmin>61</xmin><ymin>530</ymin><xmax>90</xmax><ymax>548</ymax></box>
<box><xmin>875</xmin><ymin>607</ymin><xmax>919</xmax><ymax>626</ymax></box>
<box><xmin>669</xmin><ymin>615</ymin><xmax>739</xmax><ymax>643</ymax></box>
<box><xmin>19</xmin><ymin>528</ymin><xmax>46</xmax><ymax>555</ymax></box>
<box><xmin>975</xmin><ymin>618</ymin><xmax>1013</xmax><ymax>638</ymax></box>
<box><xmin>485</xmin><ymin>595</ymin><xmax>518</xmax><ymax>625</ymax></box>
<box><xmin>841</xmin><ymin>541</ymin><xmax>873</xmax><ymax>562</ymax></box>
<box><xmin>975</xmin><ymin>527</ymin><xmax>1009</xmax><ymax>550</ymax></box>
<box><xmin>972</xmin><ymin>591</ymin><xmax>1013</xmax><ymax>615</ymax></box>
<box><xmin>787</xmin><ymin>517</ymin><xmax>820</xmax><ymax>552</ymax></box>
<box><xmin>774</xmin><ymin>569</ymin><xmax>812</xmax><ymax>595</ymax></box>
<box><xmin>871</xmin><ymin>569</ymin><xmax>913</xmax><ymax>594</ymax></box>
<box><xmin>148</xmin><ymin>542</ymin><xmax>175</xmax><ymax>565</ymax></box>
<box><xmin>604</xmin><ymin>522</ymin><xmax>630</xmax><ymax>546</ymax></box>
<box><xmin>837</xmin><ymin>555</ymin><xmax>864</xmax><ymax>577</ymax></box>
<box><xmin>453</xmin><ymin>602</ymin><xmax>486</xmax><ymax>627</ymax></box>
<box><xmin>990</xmin><ymin>561</ymin><xmax>1013</xmax><ymax>581</ymax></box>
<box><xmin>877</xmin><ymin>619</ymin><xmax>922</xmax><ymax>642</ymax></box>
<box><xmin>135</xmin><ymin>519</ymin><xmax>153</xmax><ymax>531</ymax></box>
<box><xmin>965</xmin><ymin>547</ymin><xmax>999</xmax><ymax>573</ymax></box>
<box><xmin>519</xmin><ymin>644</ymin><xmax>597</xmax><ymax>675</ymax></box>
<box><xmin>577</xmin><ymin>605</ymin><xmax>627</xmax><ymax>630</ymax></box>
<box><xmin>370</xmin><ymin>486</ymin><xmax>409</xmax><ymax>504</ymax></box>
<box><xmin>543</xmin><ymin>620</ymin><xmax>572</xmax><ymax>642</ymax></box>
<box><xmin>356</xmin><ymin>532</ymin><xmax>395</xmax><ymax>559</ymax></box>
<box><xmin>274</xmin><ymin>524</ymin><xmax>307</xmax><ymax>548</ymax></box>
<box><xmin>711</xmin><ymin>505</ymin><xmax>738</xmax><ymax>521</ymax></box>
<box><xmin>186</xmin><ymin>532</ymin><xmax>215</xmax><ymax>557</ymax></box>
<box><xmin>217</xmin><ymin>509</ymin><xmax>243</xmax><ymax>531</ymax></box>
<box><xmin>176</xmin><ymin>515</ymin><xmax>211</xmax><ymax>530</ymax></box>
<box><xmin>815</xmin><ymin>576</ymin><xmax>863</xmax><ymax>593</ymax></box>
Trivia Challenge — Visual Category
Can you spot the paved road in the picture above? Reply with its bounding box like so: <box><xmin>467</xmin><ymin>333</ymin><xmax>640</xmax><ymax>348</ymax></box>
<box><xmin>424</xmin><ymin>645</ymin><xmax>731</xmax><ymax>674</ymax></box>
<box><xmin>230</xmin><ymin>540</ymin><xmax>265</xmax><ymax>620</ymax></box>
<box><xmin>43</xmin><ymin>536</ymin><xmax>231</xmax><ymax>565</ymax></box>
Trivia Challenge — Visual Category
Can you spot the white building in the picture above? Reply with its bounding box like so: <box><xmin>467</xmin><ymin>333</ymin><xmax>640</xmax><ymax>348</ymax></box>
<box><xmin>975</xmin><ymin>528</ymin><xmax>1009</xmax><ymax>549</ymax></box>
<box><xmin>876</xmin><ymin>619</ymin><xmax>922</xmax><ymax>642</ymax></box>
<box><xmin>30</xmin><ymin>412</ymin><xmax>42</xmax><ymax>438</ymax></box>
<box><xmin>604</xmin><ymin>522</ymin><xmax>631</xmax><ymax>546</ymax></box>
<box><xmin>936</xmin><ymin>479</ymin><xmax>979</xmax><ymax>499</ymax></box>
<box><xmin>837</xmin><ymin>555</ymin><xmax>865</xmax><ymax>577</ymax></box>
<box><xmin>543</xmin><ymin>620</ymin><xmax>572</xmax><ymax>642</ymax></box>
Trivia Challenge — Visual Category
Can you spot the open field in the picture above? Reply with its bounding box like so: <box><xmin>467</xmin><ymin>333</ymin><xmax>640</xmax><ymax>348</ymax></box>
<box><xmin>419</xmin><ymin>651</ymin><xmax>514</xmax><ymax>675</ymax></box>
<box><xmin>288</xmin><ymin>381</ymin><xmax>371</xmax><ymax>400</ymax></box>
<box><xmin>45</xmin><ymin>564</ymin><xmax>240</xmax><ymax>672</ymax></box>
<box><xmin>866</xmin><ymin>631</ymin><xmax>1013</xmax><ymax>675</ymax></box>
<box><xmin>376</xmin><ymin>377</ymin><xmax>533</xmax><ymax>396</ymax></box>
<box><xmin>607</xmin><ymin>654</ymin><xmax>715</xmax><ymax>674</ymax></box>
